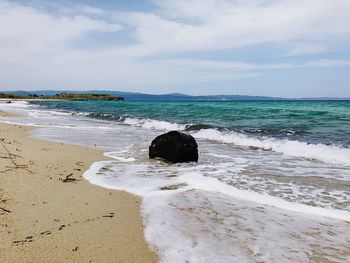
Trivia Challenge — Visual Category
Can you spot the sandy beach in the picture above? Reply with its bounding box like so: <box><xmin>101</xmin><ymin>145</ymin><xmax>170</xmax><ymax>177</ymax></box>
<box><xmin>0</xmin><ymin>111</ymin><xmax>157</xmax><ymax>262</ymax></box>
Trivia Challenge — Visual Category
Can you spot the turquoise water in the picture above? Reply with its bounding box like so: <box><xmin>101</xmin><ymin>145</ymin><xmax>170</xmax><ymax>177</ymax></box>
<box><xmin>31</xmin><ymin>100</ymin><xmax>350</xmax><ymax>146</ymax></box>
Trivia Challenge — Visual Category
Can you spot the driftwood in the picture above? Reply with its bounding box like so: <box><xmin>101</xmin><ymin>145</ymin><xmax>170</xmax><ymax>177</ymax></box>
<box><xmin>0</xmin><ymin>207</ymin><xmax>11</xmax><ymax>213</ymax></box>
<box><xmin>58</xmin><ymin>224</ymin><xmax>66</xmax><ymax>230</ymax></box>
<box><xmin>102</xmin><ymin>212</ymin><xmax>115</xmax><ymax>218</ymax></box>
<box><xmin>76</xmin><ymin>161</ymin><xmax>84</xmax><ymax>167</ymax></box>
<box><xmin>1</xmin><ymin>199</ymin><xmax>9</xmax><ymax>203</ymax></box>
<box><xmin>60</xmin><ymin>173</ymin><xmax>80</xmax><ymax>183</ymax></box>
<box><xmin>0</xmin><ymin>140</ymin><xmax>33</xmax><ymax>174</ymax></box>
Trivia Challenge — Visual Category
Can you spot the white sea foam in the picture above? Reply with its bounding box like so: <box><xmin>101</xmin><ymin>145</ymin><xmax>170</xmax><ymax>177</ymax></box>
<box><xmin>0</xmin><ymin>100</ymin><xmax>29</xmax><ymax>107</ymax></box>
<box><xmin>104</xmin><ymin>152</ymin><xmax>136</xmax><ymax>162</ymax></box>
<box><xmin>142</xmin><ymin>190</ymin><xmax>350</xmax><ymax>263</ymax></box>
<box><xmin>123</xmin><ymin>117</ymin><xmax>187</xmax><ymax>131</ymax></box>
<box><xmin>83</xmin><ymin>161</ymin><xmax>175</xmax><ymax>196</ymax></box>
<box><xmin>83</xmin><ymin>159</ymin><xmax>350</xmax><ymax>262</ymax></box>
<box><xmin>181</xmin><ymin>173</ymin><xmax>350</xmax><ymax>221</ymax></box>
<box><xmin>83</xmin><ymin>162</ymin><xmax>350</xmax><ymax>221</ymax></box>
<box><xmin>193</xmin><ymin>129</ymin><xmax>350</xmax><ymax>166</ymax></box>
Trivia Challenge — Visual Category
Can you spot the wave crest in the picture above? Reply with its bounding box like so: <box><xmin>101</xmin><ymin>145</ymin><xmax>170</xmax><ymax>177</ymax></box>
<box><xmin>193</xmin><ymin>129</ymin><xmax>350</xmax><ymax>166</ymax></box>
<box><xmin>123</xmin><ymin>117</ymin><xmax>187</xmax><ymax>131</ymax></box>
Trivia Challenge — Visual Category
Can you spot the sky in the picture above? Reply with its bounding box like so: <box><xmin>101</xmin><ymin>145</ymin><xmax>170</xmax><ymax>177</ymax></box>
<box><xmin>0</xmin><ymin>0</ymin><xmax>350</xmax><ymax>97</ymax></box>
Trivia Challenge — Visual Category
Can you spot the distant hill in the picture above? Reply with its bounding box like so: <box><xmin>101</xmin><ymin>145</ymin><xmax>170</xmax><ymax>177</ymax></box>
<box><xmin>1</xmin><ymin>90</ymin><xmax>349</xmax><ymax>101</ymax></box>
<box><xmin>1</xmin><ymin>90</ymin><xmax>284</xmax><ymax>101</ymax></box>
<box><xmin>0</xmin><ymin>92</ymin><xmax>123</xmax><ymax>101</ymax></box>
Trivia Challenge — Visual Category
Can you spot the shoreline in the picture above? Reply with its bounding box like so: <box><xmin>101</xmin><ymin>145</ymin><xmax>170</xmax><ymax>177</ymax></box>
<box><xmin>0</xmin><ymin>111</ymin><xmax>157</xmax><ymax>262</ymax></box>
<box><xmin>2</xmin><ymin>101</ymin><xmax>350</xmax><ymax>261</ymax></box>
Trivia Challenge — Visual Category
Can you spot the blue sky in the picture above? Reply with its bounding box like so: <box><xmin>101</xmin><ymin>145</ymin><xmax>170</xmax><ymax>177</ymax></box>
<box><xmin>1</xmin><ymin>0</ymin><xmax>350</xmax><ymax>97</ymax></box>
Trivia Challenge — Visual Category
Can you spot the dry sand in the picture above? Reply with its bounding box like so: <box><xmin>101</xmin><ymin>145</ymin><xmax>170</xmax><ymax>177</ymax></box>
<box><xmin>0</xmin><ymin>112</ymin><xmax>157</xmax><ymax>263</ymax></box>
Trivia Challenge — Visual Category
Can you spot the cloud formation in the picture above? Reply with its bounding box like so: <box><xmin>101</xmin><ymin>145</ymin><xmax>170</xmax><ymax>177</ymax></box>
<box><xmin>0</xmin><ymin>1</ymin><xmax>120</xmax><ymax>52</ymax></box>
<box><xmin>0</xmin><ymin>0</ymin><xmax>349</xmax><ymax>96</ymax></box>
<box><xmin>112</xmin><ymin>0</ymin><xmax>350</xmax><ymax>55</ymax></box>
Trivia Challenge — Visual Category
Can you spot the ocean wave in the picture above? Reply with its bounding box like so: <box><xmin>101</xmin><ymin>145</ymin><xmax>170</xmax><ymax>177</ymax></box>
<box><xmin>83</xmin><ymin>112</ymin><xmax>302</xmax><ymax>136</ymax></box>
<box><xmin>0</xmin><ymin>100</ymin><xmax>30</xmax><ymax>111</ymax></box>
<box><xmin>193</xmin><ymin>129</ymin><xmax>350</xmax><ymax>166</ymax></box>
<box><xmin>123</xmin><ymin>117</ymin><xmax>188</xmax><ymax>131</ymax></box>
<box><xmin>103</xmin><ymin>114</ymin><xmax>350</xmax><ymax>167</ymax></box>
<box><xmin>4</xmin><ymin>101</ymin><xmax>349</xmax><ymax>166</ymax></box>
<box><xmin>86</xmin><ymin>112</ymin><xmax>122</xmax><ymax>120</ymax></box>
<box><xmin>184</xmin><ymin>123</ymin><xmax>217</xmax><ymax>131</ymax></box>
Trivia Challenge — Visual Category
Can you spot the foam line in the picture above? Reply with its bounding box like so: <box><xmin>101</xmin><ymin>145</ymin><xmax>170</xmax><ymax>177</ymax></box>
<box><xmin>123</xmin><ymin>117</ymin><xmax>187</xmax><ymax>131</ymax></box>
<box><xmin>83</xmin><ymin>161</ymin><xmax>350</xmax><ymax>222</ymax></box>
<box><xmin>193</xmin><ymin>129</ymin><xmax>350</xmax><ymax>166</ymax></box>
<box><xmin>180</xmin><ymin>173</ymin><xmax>350</xmax><ymax>222</ymax></box>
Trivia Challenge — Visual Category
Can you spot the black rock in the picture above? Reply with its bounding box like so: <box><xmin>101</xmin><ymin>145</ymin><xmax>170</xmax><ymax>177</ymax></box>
<box><xmin>149</xmin><ymin>131</ymin><xmax>198</xmax><ymax>163</ymax></box>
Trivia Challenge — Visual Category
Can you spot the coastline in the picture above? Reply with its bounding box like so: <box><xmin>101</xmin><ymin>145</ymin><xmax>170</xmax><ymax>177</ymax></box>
<box><xmin>0</xmin><ymin>111</ymin><xmax>157</xmax><ymax>262</ymax></box>
<box><xmin>1</xmin><ymin>100</ymin><xmax>350</xmax><ymax>262</ymax></box>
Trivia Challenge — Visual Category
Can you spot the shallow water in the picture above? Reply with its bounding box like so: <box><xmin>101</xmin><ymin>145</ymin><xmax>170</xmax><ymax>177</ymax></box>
<box><xmin>1</xmin><ymin>100</ymin><xmax>349</xmax><ymax>262</ymax></box>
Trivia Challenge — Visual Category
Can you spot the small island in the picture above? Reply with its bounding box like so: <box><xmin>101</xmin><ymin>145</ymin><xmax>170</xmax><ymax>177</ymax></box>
<box><xmin>0</xmin><ymin>92</ymin><xmax>124</xmax><ymax>101</ymax></box>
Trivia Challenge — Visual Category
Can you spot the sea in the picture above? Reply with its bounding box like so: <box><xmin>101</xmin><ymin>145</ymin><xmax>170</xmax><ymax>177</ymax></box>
<box><xmin>1</xmin><ymin>100</ymin><xmax>350</xmax><ymax>262</ymax></box>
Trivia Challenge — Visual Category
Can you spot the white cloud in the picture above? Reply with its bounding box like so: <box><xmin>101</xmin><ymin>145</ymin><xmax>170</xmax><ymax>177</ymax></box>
<box><xmin>306</xmin><ymin>59</ymin><xmax>350</xmax><ymax>68</ymax></box>
<box><xmin>288</xmin><ymin>45</ymin><xmax>328</xmax><ymax>56</ymax></box>
<box><xmin>0</xmin><ymin>0</ymin><xmax>350</xmax><ymax>94</ymax></box>
<box><xmin>0</xmin><ymin>1</ymin><xmax>121</xmax><ymax>54</ymax></box>
<box><xmin>157</xmin><ymin>58</ymin><xmax>350</xmax><ymax>71</ymax></box>
<box><xmin>110</xmin><ymin>0</ymin><xmax>350</xmax><ymax>56</ymax></box>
